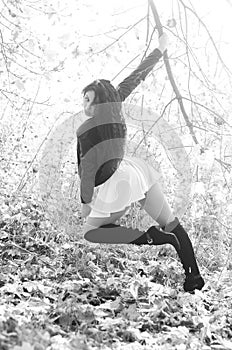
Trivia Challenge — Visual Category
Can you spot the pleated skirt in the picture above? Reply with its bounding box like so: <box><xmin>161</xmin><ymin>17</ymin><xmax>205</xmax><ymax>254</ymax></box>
<box><xmin>89</xmin><ymin>156</ymin><xmax>161</xmax><ymax>218</ymax></box>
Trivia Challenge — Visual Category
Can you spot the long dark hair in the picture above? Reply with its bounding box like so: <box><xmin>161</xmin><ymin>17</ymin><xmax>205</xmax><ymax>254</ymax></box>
<box><xmin>82</xmin><ymin>79</ymin><xmax>124</xmax><ymax>122</ymax></box>
<box><xmin>82</xmin><ymin>79</ymin><xmax>127</xmax><ymax>176</ymax></box>
<box><xmin>82</xmin><ymin>79</ymin><xmax>121</xmax><ymax>104</ymax></box>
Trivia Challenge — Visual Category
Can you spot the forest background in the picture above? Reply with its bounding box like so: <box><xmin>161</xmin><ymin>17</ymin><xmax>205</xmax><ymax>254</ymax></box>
<box><xmin>0</xmin><ymin>0</ymin><xmax>232</xmax><ymax>349</ymax></box>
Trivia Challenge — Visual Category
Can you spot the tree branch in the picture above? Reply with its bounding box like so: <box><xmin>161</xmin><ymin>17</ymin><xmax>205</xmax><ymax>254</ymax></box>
<box><xmin>148</xmin><ymin>0</ymin><xmax>200</xmax><ymax>146</ymax></box>
<box><xmin>179</xmin><ymin>0</ymin><xmax>232</xmax><ymax>78</ymax></box>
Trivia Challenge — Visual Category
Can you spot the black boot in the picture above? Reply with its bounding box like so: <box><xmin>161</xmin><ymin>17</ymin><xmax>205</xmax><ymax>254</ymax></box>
<box><xmin>84</xmin><ymin>223</ymin><xmax>180</xmax><ymax>251</ymax></box>
<box><xmin>164</xmin><ymin>218</ymin><xmax>205</xmax><ymax>292</ymax></box>
<box><xmin>132</xmin><ymin>225</ymin><xmax>180</xmax><ymax>252</ymax></box>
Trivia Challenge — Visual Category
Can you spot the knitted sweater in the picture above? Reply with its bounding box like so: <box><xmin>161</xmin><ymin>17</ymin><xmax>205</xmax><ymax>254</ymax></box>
<box><xmin>77</xmin><ymin>48</ymin><xmax>162</xmax><ymax>204</ymax></box>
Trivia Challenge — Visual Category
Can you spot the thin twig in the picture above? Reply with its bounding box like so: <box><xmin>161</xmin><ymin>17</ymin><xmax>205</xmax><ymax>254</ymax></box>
<box><xmin>112</xmin><ymin>4</ymin><xmax>144</xmax><ymax>17</ymax></box>
<box><xmin>111</xmin><ymin>54</ymin><xmax>140</xmax><ymax>82</ymax></box>
<box><xmin>0</xmin><ymin>29</ymin><xmax>10</xmax><ymax>86</ymax></box>
<box><xmin>92</xmin><ymin>16</ymin><xmax>147</xmax><ymax>56</ymax></box>
<box><xmin>19</xmin><ymin>42</ymin><xmax>42</xmax><ymax>59</ymax></box>
<box><xmin>181</xmin><ymin>96</ymin><xmax>231</xmax><ymax>128</ymax></box>
<box><xmin>0</xmin><ymin>19</ymin><xmax>11</xmax><ymax>30</ymax></box>
<box><xmin>21</xmin><ymin>80</ymin><xmax>41</xmax><ymax>138</ymax></box>
<box><xmin>180</xmin><ymin>0</ymin><xmax>232</xmax><ymax>77</ymax></box>
<box><xmin>140</xmin><ymin>27</ymin><xmax>156</xmax><ymax>63</ymax></box>
<box><xmin>146</xmin><ymin>2</ymin><xmax>150</xmax><ymax>44</ymax></box>
<box><xmin>5</xmin><ymin>54</ymin><xmax>41</xmax><ymax>74</ymax></box>
<box><xmin>132</xmin><ymin>97</ymin><xmax>178</xmax><ymax>155</ymax></box>
<box><xmin>0</xmin><ymin>10</ymin><xmax>20</xmax><ymax>28</ymax></box>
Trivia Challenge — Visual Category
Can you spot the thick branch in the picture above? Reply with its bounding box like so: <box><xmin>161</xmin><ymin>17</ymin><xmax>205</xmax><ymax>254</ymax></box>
<box><xmin>148</xmin><ymin>0</ymin><xmax>199</xmax><ymax>146</ymax></box>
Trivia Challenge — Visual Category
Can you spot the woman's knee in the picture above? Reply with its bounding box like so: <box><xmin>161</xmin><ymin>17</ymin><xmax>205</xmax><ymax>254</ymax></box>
<box><xmin>138</xmin><ymin>196</ymin><xmax>146</xmax><ymax>209</ymax></box>
<box><xmin>142</xmin><ymin>183</ymin><xmax>175</xmax><ymax>226</ymax></box>
<box><xmin>83</xmin><ymin>207</ymin><xmax>129</xmax><ymax>235</ymax></box>
<box><xmin>82</xmin><ymin>222</ymin><xmax>97</xmax><ymax>235</ymax></box>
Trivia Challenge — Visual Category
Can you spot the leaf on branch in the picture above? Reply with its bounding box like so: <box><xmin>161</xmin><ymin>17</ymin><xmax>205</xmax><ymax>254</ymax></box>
<box><xmin>167</xmin><ymin>18</ymin><xmax>176</xmax><ymax>28</ymax></box>
<box><xmin>15</xmin><ymin>80</ymin><xmax>25</xmax><ymax>91</ymax></box>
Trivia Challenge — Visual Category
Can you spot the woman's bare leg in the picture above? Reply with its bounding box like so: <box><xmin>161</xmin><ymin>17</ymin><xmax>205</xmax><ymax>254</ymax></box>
<box><xmin>83</xmin><ymin>206</ymin><xmax>144</xmax><ymax>243</ymax></box>
<box><xmin>83</xmin><ymin>182</ymin><xmax>176</xmax><ymax>243</ymax></box>
<box><xmin>139</xmin><ymin>183</ymin><xmax>175</xmax><ymax>227</ymax></box>
<box><xmin>83</xmin><ymin>207</ymin><xmax>129</xmax><ymax>234</ymax></box>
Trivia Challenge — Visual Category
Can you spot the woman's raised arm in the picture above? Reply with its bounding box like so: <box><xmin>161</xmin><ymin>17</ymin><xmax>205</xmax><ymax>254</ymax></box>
<box><xmin>117</xmin><ymin>33</ymin><xmax>169</xmax><ymax>101</ymax></box>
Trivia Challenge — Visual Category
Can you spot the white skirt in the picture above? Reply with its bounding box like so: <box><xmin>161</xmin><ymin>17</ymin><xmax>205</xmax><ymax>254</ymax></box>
<box><xmin>89</xmin><ymin>156</ymin><xmax>161</xmax><ymax>218</ymax></box>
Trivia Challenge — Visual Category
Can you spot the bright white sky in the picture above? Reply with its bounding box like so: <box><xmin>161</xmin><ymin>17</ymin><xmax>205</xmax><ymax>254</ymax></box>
<box><xmin>27</xmin><ymin>0</ymin><xmax>232</xmax><ymax>70</ymax></box>
<box><xmin>87</xmin><ymin>0</ymin><xmax>232</xmax><ymax>68</ymax></box>
<box><xmin>21</xmin><ymin>0</ymin><xmax>232</xmax><ymax>115</ymax></box>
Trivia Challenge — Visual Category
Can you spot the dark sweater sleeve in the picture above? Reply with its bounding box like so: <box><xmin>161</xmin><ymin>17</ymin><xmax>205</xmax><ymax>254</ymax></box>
<box><xmin>117</xmin><ymin>48</ymin><xmax>163</xmax><ymax>101</ymax></box>
<box><xmin>80</xmin><ymin>147</ymin><xmax>97</xmax><ymax>204</ymax></box>
<box><xmin>76</xmin><ymin>119</ymin><xmax>97</xmax><ymax>204</ymax></box>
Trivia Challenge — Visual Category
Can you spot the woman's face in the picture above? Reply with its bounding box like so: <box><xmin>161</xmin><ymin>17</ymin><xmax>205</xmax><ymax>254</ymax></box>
<box><xmin>83</xmin><ymin>90</ymin><xmax>95</xmax><ymax>116</ymax></box>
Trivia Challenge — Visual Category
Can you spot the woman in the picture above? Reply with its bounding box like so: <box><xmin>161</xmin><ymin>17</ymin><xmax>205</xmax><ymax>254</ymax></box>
<box><xmin>76</xmin><ymin>33</ymin><xmax>204</xmax><ymax>292</ymax></box>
